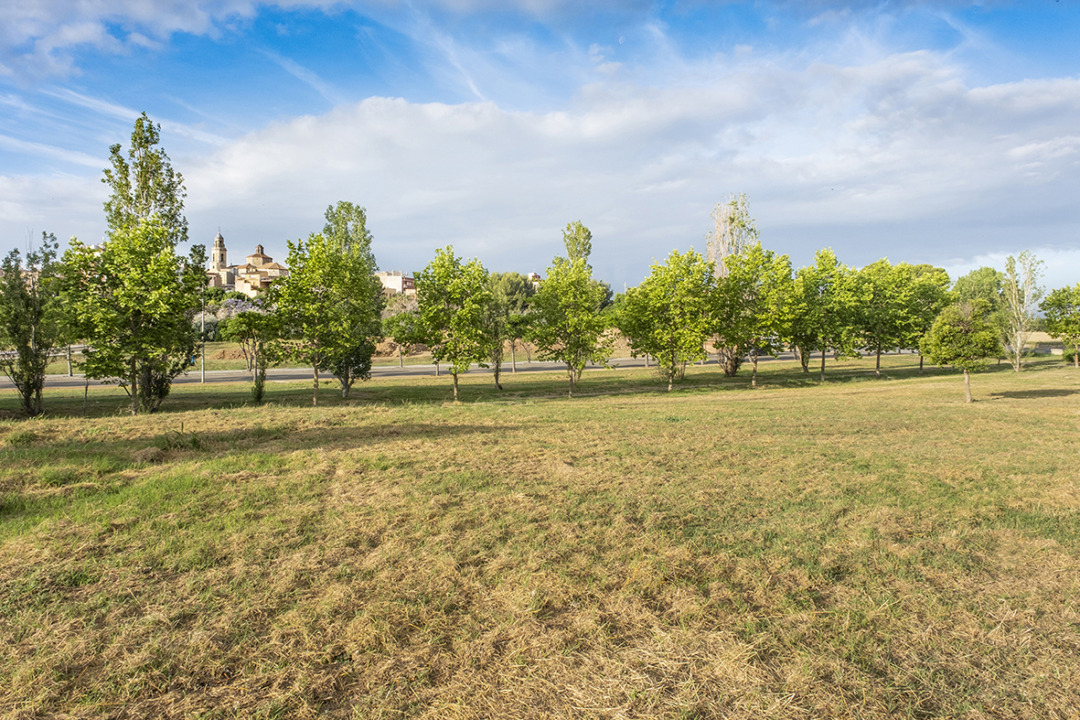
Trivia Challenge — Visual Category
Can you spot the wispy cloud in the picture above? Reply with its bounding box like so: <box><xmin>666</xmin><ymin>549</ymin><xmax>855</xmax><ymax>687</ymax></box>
<box><xmin>0</xmin><ymin>133</ymin><xmax>102</xmax><ymax>168</ymax></box>
<box><xmin>260</xmin><ymin>49</ymin><xmax>345</xmax><ymax>106</ymax></box>
<box><xmin>42</xmin><ymin>88</ymin><xmax>228</xmax><ymax>146</ymax></box>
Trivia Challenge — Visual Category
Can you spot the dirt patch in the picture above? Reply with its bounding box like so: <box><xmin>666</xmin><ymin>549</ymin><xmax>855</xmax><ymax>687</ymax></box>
<box><xmin>211</xmin><ymin>349</ymin><xmax>248</xmax><ymax>361</ymax></box>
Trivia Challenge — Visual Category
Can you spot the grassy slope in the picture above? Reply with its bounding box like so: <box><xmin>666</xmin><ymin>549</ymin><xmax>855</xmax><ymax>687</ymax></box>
<box><xmin>1</xmin><ymin>357</ymin><xmax>1079</xmax><ymax>719</ymax></box>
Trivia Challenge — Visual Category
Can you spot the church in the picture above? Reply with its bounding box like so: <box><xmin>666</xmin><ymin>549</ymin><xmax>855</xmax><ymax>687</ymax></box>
<box><xmin>206</xmin><ymin>232</ymin><xmax>289</xmax><ymax>298</ymax></box>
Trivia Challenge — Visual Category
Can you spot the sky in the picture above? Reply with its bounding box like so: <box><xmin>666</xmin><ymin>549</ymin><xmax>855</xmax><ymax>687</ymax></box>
<box><xmin>2</xmin><ymin>0</ymin><xmax>1079</xmax><ymax>291</ymax></box>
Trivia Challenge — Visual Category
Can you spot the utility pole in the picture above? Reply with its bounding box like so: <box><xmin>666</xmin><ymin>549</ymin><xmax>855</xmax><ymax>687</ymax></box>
<box><xmin>200</xmin><ymin>292</ymin><xmax>206</xmax><ymax>384</ymax></box>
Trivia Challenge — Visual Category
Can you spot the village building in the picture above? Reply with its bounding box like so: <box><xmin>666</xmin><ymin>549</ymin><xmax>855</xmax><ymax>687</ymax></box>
<box><xmin>206</xmin><ymin>232</ymin><xmax>289</xmax><ymax>298</ymax></box>
<box><xmin>376</xmin><ymin>270</ymin><xmax>416</xmax><ymax>297</ymax></box>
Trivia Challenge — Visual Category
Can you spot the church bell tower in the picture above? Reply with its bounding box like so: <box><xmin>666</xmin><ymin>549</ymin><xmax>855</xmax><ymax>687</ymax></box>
<box><xmin>211</xmin><ymin>232</ymin><xmax>227</xmax><ymax>271</ymax></box>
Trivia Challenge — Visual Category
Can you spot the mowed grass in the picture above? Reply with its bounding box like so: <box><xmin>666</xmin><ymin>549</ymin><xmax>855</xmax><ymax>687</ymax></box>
<box><xmin>1</xmin><ymin>357</ymin><xmax>1079</xmax><ymax>719</ymax></box>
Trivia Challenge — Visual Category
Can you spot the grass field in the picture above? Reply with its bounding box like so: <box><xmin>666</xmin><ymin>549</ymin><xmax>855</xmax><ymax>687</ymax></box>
<box><xmin>1</xmin><ymin>357</ymin><xmax>1078</xmax><ymax>718</ymax></box>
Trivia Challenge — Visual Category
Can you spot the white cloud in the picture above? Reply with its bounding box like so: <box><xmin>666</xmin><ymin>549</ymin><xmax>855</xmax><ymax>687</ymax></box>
<box><xmin>158</xmin><ymin>49</ymin><xmax>1080</xmax><ymax>288</ymax></box>
<box><xmin>2</xmin><ymin>4</ymin><xmax>1078</xmax><ymax>291</ymax></box>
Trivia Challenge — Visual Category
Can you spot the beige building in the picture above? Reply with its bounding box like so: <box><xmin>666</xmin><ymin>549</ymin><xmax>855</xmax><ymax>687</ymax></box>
<box><xmin>206</xmin><ymin>232</ymin><xmax>289</xmax><ymax>298</ymax></box>
<box><xmin>376</xmin><ymin>270</ymin><xmax>416</xmax><ymax>297</ymax></box>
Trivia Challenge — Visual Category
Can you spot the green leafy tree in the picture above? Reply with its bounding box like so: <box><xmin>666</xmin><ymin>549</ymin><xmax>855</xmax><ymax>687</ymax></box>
<box><xmin>713</xmin><ymin>242</ymin><xmax>793</xmax><ymax>387</ymax></box>
<box><xmin>0</xmin><ymin>233</ymin><xmax>65</xmax><ymax>416</ymax></box>
<box><xmin>63</xmin><ymin>218</ymin><xmax>206</xmax><ymax>414</ymax></box>
<box><xmin>274</xmin><ymin>209</ymin><xmax>383</xmax><ymax>405</ymax></box>
<box><xmin>953</xmin><ymin>267</ymin><xmax>1004</xmax><ymax>309</ymax></box>
<box><xmin>920</xmin><ymin>301</ymin><xmax>1002</xmax><ymax>403</ymax></box>
<box><xmin>221</xmin><ymin>308</ymin><xmax>281</xmax><ymax>402</ymax></box>
<box><xmin>383</xmin><ymin>307</ymin><xmax>426</xmax><ymax>366</ymax></box>
<box><xmin>415</xmin><ymin>246</ymin><xmax>493</xmax><ymax>401</ymax></box>
<box><xmin>1001</xmin><ymin>251</ymin><xmax>1044</xmax><ymax>371</ymax></box>
<box><xmin>103</xmin><ymin>112</ymin><xmax>187</xmax><ymax>246</ymax></box>
<box><xmin>789</xmin><ymin>248</ymin><xmax>857</xmax><ymax>380</ymax></box>
<box><xmin>619</xmin><ymin>249</ymin><xmax>714</xmax><ymax>391</ymax></box>
<box><xmin>562</xmin><ymin>221</ymin><xmax>593</xmax><ymax>265</ymax></box>
<box><xmin>906</xmin><ymin>264</ymin><xmax>952</xmax><ymax>372</ymax></box>
<box><xmin>1041</xmin><ymin>284</ymin><xmax>1080</xmax><ymax>367</ymax></box>
<box><xmin>851</xmin><ymin>260</ymin><xmax>948</xmax><ymax>376</ymax></box>
<box><xmin>489</xmin><ymin>271</ymin><xmax>536</xmax><ymax>375</ymax></box>
<box><xmin>529</xmin><ymin>231</ymin><xmax>612</xmax><ymax>397</ymax></box>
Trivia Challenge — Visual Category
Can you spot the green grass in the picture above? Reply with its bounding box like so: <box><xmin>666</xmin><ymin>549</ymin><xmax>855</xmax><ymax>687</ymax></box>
<box><xmin>2</xmin><ymin>356</ymin><xmax>1079</xmax><ymax>718</ymax></box>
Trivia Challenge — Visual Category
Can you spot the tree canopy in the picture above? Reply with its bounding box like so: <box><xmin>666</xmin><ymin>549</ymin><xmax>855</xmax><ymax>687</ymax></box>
<box><xmin>530</xmin><ymin>225</ymin><xmax>611</xmax><ymax>397</ymax></box>
<box><xmin>920</xmin><ymin>300</ymin><xmax>1002</xmax><ymax>403</ymax></box>
<box><xmin>1040</xmin><ymin>284</ymin><xmax>1080</xmax><ymax>367</ymax></box>
<box><xmin>274</xmin><ymin>205</ymin><xmax>384</xmax><ymax>405</ymax></box>
<box><xmin>102</xmin><ymin>111</ymin><xmax>188</xmax><ymax>246</ymax></box>
<box><xmin>0</xmin><ymin>234</ymin><xmax>65</xmax><ymax>416</ymax></box>
<box><xmin>63</xmin><ymin>218</ymin><xmax>206</xmax><ymax>414</ymax></box>
<box><xmin>620</xmin><ymin>249</ymin><xmax>714</xmax><ymax>391</ymax></box>
<box><xmin>415</xmin><ymin>246</ymin><xmax>493</xmax><ymax>401</ymax></box>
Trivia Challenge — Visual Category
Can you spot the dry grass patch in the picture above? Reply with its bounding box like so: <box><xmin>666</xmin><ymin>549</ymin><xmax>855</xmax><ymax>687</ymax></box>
<box><xmin>2</xmin><ymin>359</ymin><xmax>1080</xmax><ymax>718</ymax></box>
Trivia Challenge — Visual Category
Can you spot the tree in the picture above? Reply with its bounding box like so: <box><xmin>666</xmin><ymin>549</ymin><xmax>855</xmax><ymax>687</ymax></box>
<box><xmin>383</xmin><ymin>307</ymin><xmax>426</xmax><ymax>367</ymax></box>
<box><xmin>0</xmin><ymin>233</ymin><xmax>65</xmax><ymax>416</ymax></box>
<box><xmin>851</xmin><ymin>260</ymin><xmax>947</xmax><ymax>377</ymax></box>
<box><xmin>1001</xmin><ymin>251</ymin><xmax>1044</xmax><ymax>371</ymax></box>
<box><xmin>415</xmin><ymin>246</ymin><xmax>492</xmax><ymax>401</ymax></box>
<box><xmin>529</xmin><ymin>238</ymin><xmax>612</xmax><ymax>398</ymax></box>
<box><xmin>619</xmin><ymin>250</ymin><xmax>714</xmax><ymax>391</ymax></box>
<box><xmin>905</xmin><ymin>264</ymin><xmax>952</xmax><ymax>372</ymax></box>
<box><xmin>562</xmin><ymin>221</ymin><xmax>593</xmax><ymax>265</ymax></box>
<box><xmin>920</xmin><ymin>301</ymin><xmax>1002</xmax><ymax>403</ymax></box>
<box><xmin>63</xmin><ymin>218</ymin><xmax>206</xmax><ymax>414</ymax></box>
<box><xmin>489</xmin><ymin>271</ymin><xmax>535</xmax><ymax>375</ymax></box>
<box><xmin>102</xmin><ymin>112</ymin><xmax>187</xmax><ymax>246</ymax></box>
<box><xmin>1041</xmin><ymin>284</ymin><xmax>1080</xmax><ymax>367</ymax></box>
<box><xmin>953</xmin><ymin>267</ymin><xmax>1004</xmax><ymax>309</ymax></box>
<box><xmin>706</xmin><ymin>193</ymin><xmax>758</xmax><ymax>279</ymax></box>
<box><xmin>713</xmin><ymin>242</ymin><xmax>793</xmax><ymax>388</ymax></box>
<box><xmin>274</xmin><ymin>205</ymin><xmax>383</xmax><ymax>405</ymax></box>
<box><xmin>221</xmin><ymin>307</ymin><xmax>281</xmax><ymax>402</ymax></box>
<box><xmin>789</xmin><ymin>249</ymin><xmax>857</xmax><ymax>380</ymax></box>
<box><xmin>706</xmin><ymin>194</ymin><xmax>759</xmax><ymax>375</ymax></box>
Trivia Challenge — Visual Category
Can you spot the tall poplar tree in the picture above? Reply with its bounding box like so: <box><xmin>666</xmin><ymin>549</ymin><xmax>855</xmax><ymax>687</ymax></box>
<box><xmin>529</xmin><ymin>223</ymin><xmax>612</xmax><ymax>397</ymax></box>
<box><xmin>62</xmin><ymin>113</ymin><xmax>203</xmax><ymax>414</ymax></box>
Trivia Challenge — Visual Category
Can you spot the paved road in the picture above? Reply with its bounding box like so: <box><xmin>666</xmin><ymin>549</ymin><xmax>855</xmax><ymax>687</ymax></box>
<box><xmin>1</xmin><ymin>355</ymin><xmax>677</xmax><ymax>390</ymax></box>
<box><xmin>3</xmin><ymin>349</ymin><xmax>905</xmax><ymax>391</ymax></box>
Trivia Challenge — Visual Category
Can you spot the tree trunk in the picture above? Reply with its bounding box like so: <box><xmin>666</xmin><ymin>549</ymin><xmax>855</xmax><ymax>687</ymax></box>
<box><xmin>644</xmin><ymin>354</ymin><xmax>649</xmax><ymax>367</ymax></box>
<box><xmin>398</xmin><ymin>345</ymin><xmax>403</xmax><ymax>367</ymax></box>
<box><xmin>511</xmin><ymin>342</ymin><xmax>517</xmax><ymax>373</ymax></box>
<box><xmin>493</xmin><ymin>359</ymin><xmax>503</xmax><ymax>390</ymax></box>
<box><xmin>875</xmin><ymin>347</ymin><xmax>881</xmax><ymax>377</ymax></box>
<box><xmin>567</xmin><ymin>364</ymin><xmax>575</xmax><ymax>398</ymax></box>
<box><xmin>820</xmin><ymin>347</ymin><xmax>826</xmax><ymax>381</ymax></box>
<box><xmin>963</xmin><ymin>368</ymin><xmax>972</xmax><ymax>403</ymax></box>
<box><xmin>751</xmin><ymin>348</ymin><xmax>759</xmax><ymax>388</ymax></box>
<box><xmin>130</xmin><ymin>358</ymin><xmax>139</xmax><ymax>416</ymax></box>
<box><xmin>1075</xmin><ymin>350</ymin><xmax>1079</xmax><ymax>368</ymax></box>
<box><xmin>452</xmin><ymin>370</ymin><xmax>459</xmax><ymax>401</ymax></box>
<box><xmin>66</xmin><ymin>345</ymin><xmax>73</xmax><ymax>376</ymax></box>
<box><xmin>435</xmin><ymin>362</ymin><xmax>440</xmax><ymax>377</ymax></box>
<box><xmin>919</xmin><ymin>354</ymin><xmax>924</xmax><ymax>373</ymax></box>
<box><xmin>312</xmin><ymin>362</ymin><xmax>319</xmax><ymax>407</ymax></box>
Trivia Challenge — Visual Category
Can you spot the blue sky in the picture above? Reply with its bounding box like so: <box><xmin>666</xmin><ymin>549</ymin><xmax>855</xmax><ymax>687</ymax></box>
<box><xmin>2</xmin><ymin>1</ymin><xmax>1079</xmax><ymax>290</ymax></box>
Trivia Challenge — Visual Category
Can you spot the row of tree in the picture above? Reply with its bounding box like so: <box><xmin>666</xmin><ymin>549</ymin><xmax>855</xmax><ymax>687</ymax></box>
<box><xmin>3</xmin><ymin>116</ymin><xmax>1080</xmax><ymax>416</ymax></box>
